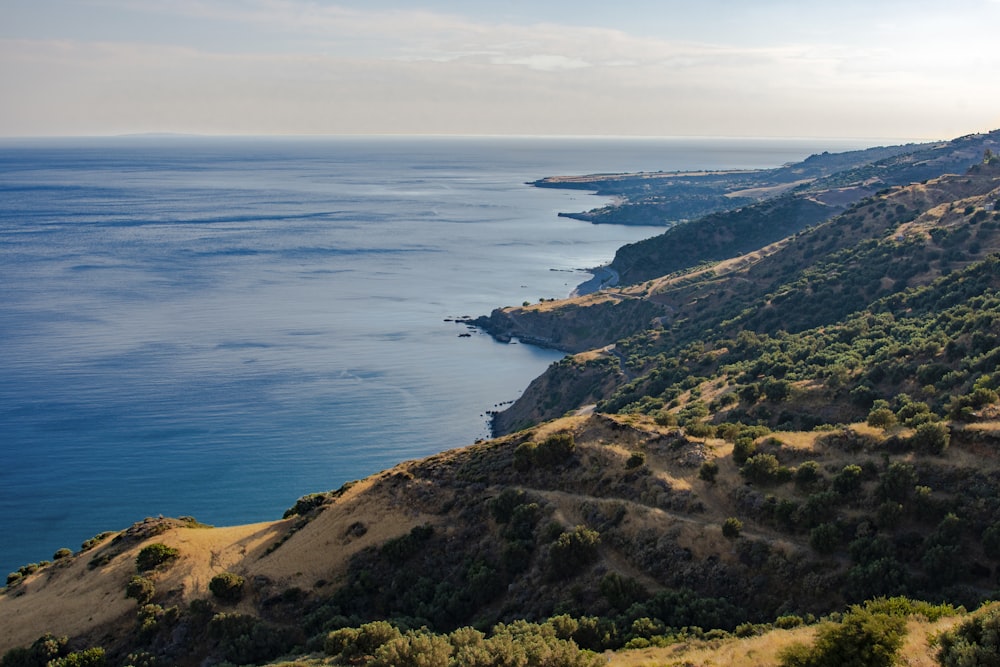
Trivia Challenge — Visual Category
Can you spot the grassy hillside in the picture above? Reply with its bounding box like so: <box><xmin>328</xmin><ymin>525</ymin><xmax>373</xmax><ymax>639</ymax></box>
<box><xmin>6</xmin><ymin>131</ymin><xmax>1000</xmax><ymax>667</ymax></box>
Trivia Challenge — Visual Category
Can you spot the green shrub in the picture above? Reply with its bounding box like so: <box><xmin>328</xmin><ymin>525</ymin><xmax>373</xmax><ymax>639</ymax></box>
<box><xmin>722</xmin><ymin>517</ymin><xmax>743</xmax><ymax>539</ymax></box>
<box><xmin>371</xmin><ymin>629</ymin><xmax>453</xmax><ymax>667</ymax></box>
<box><xmin>909</xmin><ymin>422</ymin><xmax>950</xmax><ymax>455</ymax></box>
<box><xmin>685</xmin><ymin>422</ymin><xmax>716</xmax><ymax>438</ymax></box>
<box><xmin>740</xmin><ymin>453</ymin><xmax>790</xmax><ymax>485</ymax></box>
<box><xmin>733</xmin><ymin>437</ymin><xmax>757</xmax><ymax>465</ymax></box>
<box><xmin>48</xmin><ymin>647</ymin><xmax>106</xmax><ymax>667</ymax></box>
<box><xmin>282</xmin><ymin>492</ymin><xmax>329</xmax><ymax>519</ymax></box>
<box><xmin>135</xmin><ymin>543</ymin><xmax>179</xmax><ymax>572</ymax></box>
<box><xmin>699</xmin><ymin>460</ymin><xmax>719</xmax><ymax>483</ymax></box>
<box><xmin>513</xmin><ymin>442</ymin><xmax>537</xmax><ymax>471</ymax></box>
<box><xmin>489</xmin><ymin>488</ymin><xmax>528</xmax><ymax>524</ymax></box>
<box><xmin>937</xmin><ymin>605</ymin><xmax>1000</xmax><ymax>665</ymax></box>
<box><xmin>778</xmin><ymin>605</ymin><xmax>906</xmax><ymax>667</ymax></box>
<box><xmin>209</xmin><ymin>572</ymin><xmax>245</xmax><ymax>602</ymax></box>
<box><xmin>625</xmin><ymin>452</ymin><xmax>645</xmax><ymax>469</ymax></box>
<box><xmin>833</xmin><ymin>465</ymin><xmax>863</xmax><ymax>495</ymax></box>
<box><xmin>208</xmin><ymin>612</ymin><xmax>296</xmax><ymax>665</ymax></box>
<box><xmin>0</xmin><ymin>633</ymin><xmax>68</xmax><ymax>667</ymax></box>
<box><xmin>52</xmin><ymin>548</ymin><xmax>73</xmax><ymax>561</ymax></box>
<box><xmin>325</xmin><ymin>621</ymin><xmax>401</xmax><ymax>661</ymax></box>
<box><xmin>548</xmin><ymin>526</ymin><xmax>601</xmax><ymax>579</ymax></box>
<box><xmin>866</xmin><ymin>407</ymin><xmax>897</xmax><ymax>430</ymax></box>
<box><xmin>514</xmin><ymin>433</ymin><xmax>576</xmax><ymax>470</ymax></box>
<box><xmin>795</xmin><ymin>461</ymin><xmax>822</xmax><ymax>490</ymax></box>
<box><xmin>775</xmin><ymin>615</ymin><xmax>805</xmax><ymax>629</ymax></box>
<box><xmin>535</xmin><ymin>433</ymin><xmax>576</xmax><ymax>465</ymax></box>
<box><xmin>125</xmin><ymin>576</ymin><xmax>155</xmax><ymax>604</ymax></box>
<box><xmin>809</xmin><ymin>523</ymin><xmax>842</xmax><ymax>554</ymax></box>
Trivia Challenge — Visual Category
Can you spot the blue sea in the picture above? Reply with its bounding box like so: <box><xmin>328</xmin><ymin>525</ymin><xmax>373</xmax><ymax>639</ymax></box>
<box><xmin>0</xmin><ymin>135</ymin><xmax>876</xmax><ymax>575</ymax></box>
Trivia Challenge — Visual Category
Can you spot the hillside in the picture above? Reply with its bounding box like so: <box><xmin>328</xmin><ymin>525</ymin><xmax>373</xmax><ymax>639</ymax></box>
<box><xmin>6</xmin><ymin>131</ymin><xmax>1000</xmax><ymax>666</ymax></box>
<box><xmin>531</xmin><ymin>141</ymin><xmax>925</xmax><ymax>227</ymax></box>
<box><xmin>7</xmin><ymin>412</ymin><xmax>1000</xmax><ymax>665</ymax></box>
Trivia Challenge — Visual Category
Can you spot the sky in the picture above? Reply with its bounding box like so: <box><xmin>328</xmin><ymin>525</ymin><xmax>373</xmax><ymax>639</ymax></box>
<box><xmin>2</xmin><ymin>0</ymin><xmax>999</xmax><ymax>139</ymax></box>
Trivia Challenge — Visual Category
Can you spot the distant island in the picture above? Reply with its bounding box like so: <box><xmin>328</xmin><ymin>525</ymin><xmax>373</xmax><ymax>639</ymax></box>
<box><xmin>4</xmin><ymin>130</ymin><xmax>1000</xmax><ymax>667</ymax></box>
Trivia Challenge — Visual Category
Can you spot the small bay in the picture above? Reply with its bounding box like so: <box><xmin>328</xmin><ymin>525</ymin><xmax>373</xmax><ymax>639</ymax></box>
<box><xmin>0</xmin><ymin>135</ymin><xmax>872</xmax><ymax>575</ymax></box>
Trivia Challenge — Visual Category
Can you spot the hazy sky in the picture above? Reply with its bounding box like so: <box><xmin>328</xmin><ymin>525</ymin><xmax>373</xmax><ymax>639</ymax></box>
<box><xmin>3</xmin><ymin>0</ymin><xmax>999</xmax><ymax>138</ymax></box>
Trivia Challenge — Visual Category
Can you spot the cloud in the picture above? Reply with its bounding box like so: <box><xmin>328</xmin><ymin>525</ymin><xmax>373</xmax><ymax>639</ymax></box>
<box><xmin>489</xmin><ymin>54</ymin><xmax>590</xmax><ymax>71</ymax></box>
<box><xmin>3</xmin><ymin>1</ymin><xmax>1000</xmax><ymax>137</ymax></box>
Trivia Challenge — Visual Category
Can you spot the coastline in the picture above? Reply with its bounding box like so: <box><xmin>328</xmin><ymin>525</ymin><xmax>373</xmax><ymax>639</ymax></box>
<box><xmin>571</xmin><ymin>266</ymin><xmax>620</xmax><ymax>297</ymax></box>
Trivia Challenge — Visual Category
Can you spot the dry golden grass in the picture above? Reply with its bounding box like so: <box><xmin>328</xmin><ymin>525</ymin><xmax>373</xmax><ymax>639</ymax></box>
<box><xmin>607</xmin><ymin>626</ymin><xmax>817</xmax><ymax>667</ymax></box>
<box><xmin>0</xmin><ymin>468</ymin><xmax>441</xmax><ymax>653</ymax></box>
<box><xmin>605</xmin><ymin>615</ymin><xmax>962</xmax><ymax>667</ymax></box>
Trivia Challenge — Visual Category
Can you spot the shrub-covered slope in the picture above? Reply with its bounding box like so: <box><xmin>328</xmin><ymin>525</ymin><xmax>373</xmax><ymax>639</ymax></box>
<box><xmin>486</xmin><ymin>144</ymin><xmax>1000</xmax><ymax>432</ymax></box>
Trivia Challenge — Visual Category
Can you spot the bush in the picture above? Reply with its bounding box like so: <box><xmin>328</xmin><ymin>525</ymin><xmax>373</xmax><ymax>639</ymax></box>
<box><xmin>937</xmin><ymin>605</ymin><xmax>1000</xmax><ymax>665</ymax></box>
<box><xmin>514</xmin><ymin>433</ymin><xmax>576</xmax><ymax>470</ymax></box>
<box><xmin>833</xmin><ymin>465</ymin><xmax>863</xmax><ymax>495</ymax></box>
<box><xmin>489</xmin><ymin>488</ymin><xmax>529</xmax><ymax>524</ymax></box>
<box><xmin>775</xmin><ymin>615</ymin><xmax>805</xmax><ymax>629</ymax></box>
<box><xmin>809</xmin><ymin>523</ymin><xmax>842</xmax><ymax>554</ymax></box>
<box><xmin>135</xmin><ymin>544</ymin><xmax>179</xmax><ymax>572</ymax></box>
<box><xmin>722</xmin><ymin>517</ymin><xmax>743</xmax><ymax>539</ymax></box>
<box><xmin>778</xmin><ymin>605</ymin><xmax>906</xmax><ymax>667</ymax></box>
<box><xmin>209</xmin><ymin>572</ymin><xmax>246</xmax><ymax>602</ymax></box>
<box><xmin>536</xmin><ymin>433</ymin><xmax>576</xmax><ymax>465</ymax></box>
<box><xmin>699</xmin><ymin>460</ymin><xmax>719</xmax><ymax>483</ymax></box>
<box><xmin>371</xmin><ymin>629</ymin><xmax>453</xmax><ymax>667</ymax></box>
<box><xmin>685</xmin><ymin>422</ymin><xmax>716</xmax><ymax>438</ymax></box>
<box><xmin>282</xmin><ymin>492</ymin><xmax>329</xmax><ymax>519</ymax></box>
<box><xmin>207</xmin><ymin>612</ymin><xmax>296</xmax><ymax>665</ymax></box>
<box><xmin>795</xmin><ymin>461</ymin><xmax>822</xmax><ymax>490</ymax></box>
<box><xmin>909</xmin><ymin>422</ymin><xmax>950</xmax><ymax>455</ymax></box>
<box><xmin>1</xmin><ymin>633</ymin><xmax>68</xmax><ymax>667</ymax></box>
<box><xmin>740</xmin><ymin>453</ymin><xmax>790</xmax><ymax>485</ymax></box>
<box><xmin>325</xmin><ymin>621</ymin><xmax>401</xmax><ymax>661</ymax></box>
<box><xmin>625</xmin><ymin>452</ymin><xmax>645</xmax><ymax>469</ymax></box>
<box><xmin>52</xmin><ymin>548</ymin><xmax>73</xmax><ymax>561</ymax></box>
<box><xmin>125</xmin><ymin>576</ymin><xmax>155</xmax><ymax>604</ymax></box>
<box><xmin>48</xmin><ymin>648</ymin><xmax>106</xmax><ymax>667</ymax></box>
<box><xmin>548</xmin><ymin>526</ymin><xmax>601</xmax><ymax>579</ymax></box>
<box><xmin>733</xmin><ymin>437</ymin><xmax>757</xmax><ymax>465</ymax></box>
<box><xmin>866</xmin><ymin>407</ymin><xmax>897</xmax><ymax>430</ymax></box>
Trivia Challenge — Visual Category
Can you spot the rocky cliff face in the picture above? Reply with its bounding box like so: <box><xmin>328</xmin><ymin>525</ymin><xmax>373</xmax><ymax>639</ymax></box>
<box><xmin>470</xmin><ymin>294</ymin><xmax>666</xmax><ymax>355</ymax></box>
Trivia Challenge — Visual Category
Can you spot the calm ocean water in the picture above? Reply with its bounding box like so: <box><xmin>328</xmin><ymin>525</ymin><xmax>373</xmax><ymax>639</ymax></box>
<box><xmin>0</xmin><ymin>135</ymin><xmax>875</xmax><ymax>575</ymax></box>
